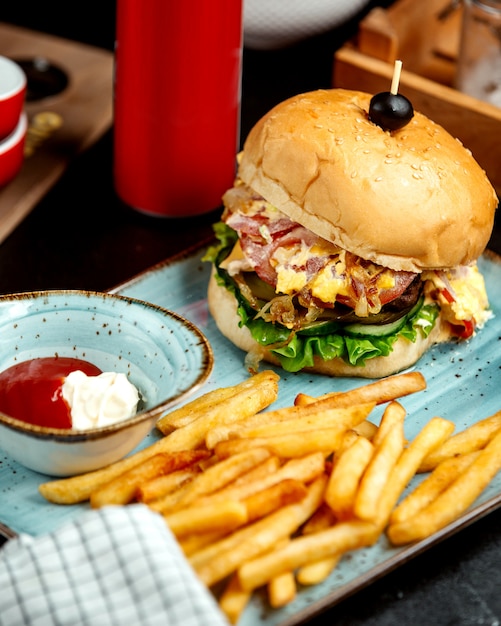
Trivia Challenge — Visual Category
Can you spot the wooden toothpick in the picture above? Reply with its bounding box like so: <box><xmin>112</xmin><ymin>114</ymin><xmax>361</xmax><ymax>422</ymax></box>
<box><xmin>390</xmin><ymin>60</ymin><xmax>403</xmax><ymax>95</ymax></box>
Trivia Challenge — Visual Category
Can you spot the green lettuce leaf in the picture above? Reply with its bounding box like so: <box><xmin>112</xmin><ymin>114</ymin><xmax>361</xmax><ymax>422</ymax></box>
<box><xmin>202</xmin><ymin>222</ymin><xmax>238</xmax><ymax>266</ymax></box>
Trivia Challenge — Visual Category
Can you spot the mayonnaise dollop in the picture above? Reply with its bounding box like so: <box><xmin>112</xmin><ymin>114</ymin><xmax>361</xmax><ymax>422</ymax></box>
<box><xmin>62</xmin><ymin>370</ymin><xmax>140</xmax><ymax>430</ymax></box>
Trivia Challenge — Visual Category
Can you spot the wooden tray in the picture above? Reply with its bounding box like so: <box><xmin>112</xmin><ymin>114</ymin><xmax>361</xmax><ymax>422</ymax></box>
<box><xmin>332</xmin><ymin>0</ymin><xmax>501</xmax><ymax>196</ymax></box>
<box><xmin>0</xmin><ymin>23</ymin><xmax>113</xmax><ymax>244</ymax></box>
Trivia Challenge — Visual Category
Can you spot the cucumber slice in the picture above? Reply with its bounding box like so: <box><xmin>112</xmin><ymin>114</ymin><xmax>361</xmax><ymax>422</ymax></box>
<box><xmin>344</xmin><ymin>296</ymin><xmax>424</xmax><ymax>338</ymax></box>
<box><xmin>299</xmin><ymin>296</ymin><xmax>425</xmax><ymax>338</ymax></box>
<box><xmin>344</xmin><ymin>316</ymin><xmax>408</xmax><ymax>337</ymax></box>
<box><xmin>243</xmin><ymin>273</ymin><xmax>277</xmax><ymax>302</ymax></box>
<box><xmin>298</xmin><ymin>320</ymin><xmax>343</xmax><ymax>337</ymax></box>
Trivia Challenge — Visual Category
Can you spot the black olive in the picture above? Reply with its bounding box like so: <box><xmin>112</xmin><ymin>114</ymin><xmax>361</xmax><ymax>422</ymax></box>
<box><xmin>368</xmin><ymin>91</ymin><xmax>414</xmax><ymax>131</ymax></box>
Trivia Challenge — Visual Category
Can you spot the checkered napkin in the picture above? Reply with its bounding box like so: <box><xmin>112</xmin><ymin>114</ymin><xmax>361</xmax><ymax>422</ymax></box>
<box><xmin>0</xmin><ymin>504</ymin><xmax>229</xmax><ymax>626</ymax></box>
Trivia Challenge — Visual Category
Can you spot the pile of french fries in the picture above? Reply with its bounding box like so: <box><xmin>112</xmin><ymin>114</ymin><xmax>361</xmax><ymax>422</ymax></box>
<box><xmin>39</xmin><ymin>370</ymin><xmax>501</xmax><ymax>624</ymax></box>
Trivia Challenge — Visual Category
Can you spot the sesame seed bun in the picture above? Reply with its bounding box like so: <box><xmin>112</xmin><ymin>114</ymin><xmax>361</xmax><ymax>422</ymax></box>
<box><xmin>237</xmin><ymin>89</ymin><xmax>497</xmax><ymax>273</ymax></box>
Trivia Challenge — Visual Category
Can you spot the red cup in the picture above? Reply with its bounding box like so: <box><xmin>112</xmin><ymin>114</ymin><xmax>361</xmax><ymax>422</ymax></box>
<box><xmin>0</xmin><ymin>112</ymin><xmax>27</xmax><ymax>188</ymax></box>
<box><xmin>113</xmin><ymin>0</ymin><xmax>243</xmax><ymax>218</ymax></box>
<box><xmin>0</xmin><ymin>56</ymin><xmax>26</xmax><ymax>142</ymax></box>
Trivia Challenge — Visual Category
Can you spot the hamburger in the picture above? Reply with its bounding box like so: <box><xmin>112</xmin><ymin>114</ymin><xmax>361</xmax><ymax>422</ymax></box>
<box><xmin>205</xmin><ymin>89</ymin><xmax>498</xmax><ymax>378</ymax></box>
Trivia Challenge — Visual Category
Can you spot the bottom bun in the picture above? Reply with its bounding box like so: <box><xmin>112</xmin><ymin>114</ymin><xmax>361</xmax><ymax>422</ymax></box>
<box><xmin>207</xmin><ymin>270</ymin><xmax>446</xmax><ymax>379</ymax></box>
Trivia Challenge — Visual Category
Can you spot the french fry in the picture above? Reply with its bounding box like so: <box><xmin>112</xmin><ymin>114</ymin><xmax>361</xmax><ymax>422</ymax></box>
<box><xmin>147</xmin><ymin>476</ymin><xmax>201</xmax><ymax>514</ymax></box>
<box><xmin>219</xmin><ymin>573</ymin><xmax>252</xmax><ymax>625</ymax></box>
<box><xmin>229</xmin><ymin>455</ymin><xmax>281</xmax><ymax>486</ymax></box>
<box><xmin>296</xmin><ymin>555</ymin><xmax>342</xmax><ymax>586</ymax></box>
<box><xmin>326</xmin><ymin>435</ymin><xmax>374</xmax><ymax>520</ymax></box>
<box><xmin>205</xmin><ymin>425</ymin><xmax>241</xmax><ymax>450</ymax></box>
<box><xmin>206</xmin><ymin>399</ymin><xmax>378</xmax><ymax>450</ymax></box>
<box><xmin>354</xmin><ymin>421</ymin><xmax>405</xmax><ymax>522</ymax></box>
<box><xmin>136</xmin><ymin>467</ymin><xmax>200</xmax><ymax>503</ymax></box>
<box><xmin>40</xmin><ymin>371</ymin><xmax>276</xmax><ymax>505</ymax></box>
<box><xmin>34</xmin><ymin>362</ymin><xmax>501</xmax><ymax>624</ymax></box>
<box><xmin>214</xmin><ymin>426</ymin><xmax>355</xmax><ymax>460</ymax></box>
<box><xmin>250</xmin><ymin>398</ymin><xmax>367</xmax><ymax>425</ymax></box>
<box><xmin>262</xmin><ymin>452</ymin><xmax>326</xmax><ymax>485</ymax></box>
<box><xmin>243</xmin><ymin>479</ymin><xmax>308</xmax><ymax>523</ymax></box>
<box><xmin>301</xmin><ymin>502</ymin><xmax>337</xmax><ymax>534</ymax></box>
<box><xmin>89</xmin><ymin>452</ymin><xmax>204</xmax><ymax>508</ymax></box>
<box><xmin>333</xmin><ymin>423</ymin><xmax>376</xmax><ymax>454</ymax></box>
<box><xmin>197</xmin><ymin>454</ymin><xmax>220</xmax><ymax>471</ymax></box>
<box><xmin>156</xmin><ymin>386</ymin><xmax>240</xmax><ymax>433</ymax></box>
<box><xmin>294</xmin><ymin>371</ymin><xmax>426</xmax><ymax>407</ymax></box>
<box><xmin>149</xmin><ymin>447</ymin><xmax>271</xmax><ymax>514</ymax></box>
<box><xmin>390</xmin><ymin>451</ymin><xmax>480</xmax><ymax>525</ymax></box>
<box><xmin>205</xmin><ymin>409</ymin><xmax>322</xmax><ymax>450</ymax></box>
<box><xmin>372</xmin><ymin>401</ymin><xmax>407</xmax><ymax>448</ymax></box>
<box><xmin>152</xmin><ymin>452</ymin><xmax>325</xmax><ymax>515</ymax></box>
<box><xmin>178</xmin><ymin>447</ymin><xmax>272</xmax><ymax>506</ymax></box>
<box><xmin>353</xmin><ymin>419</ymin><xmax>378</xmax><ymax>441</ymax></box>
<box><xmin>178</xmin><ymin>530</ymin><xmax>229</xmax><ymax>556</ymax></box>
<box><xmin>296</xmin><ymin>502</ymin><xmax>340</xmax><ymax>585</ymax></box>
<box><xmin>238</xmin><ymin>520</ymin><xmax>379</xmax><ymax>592</ymax></box>
<box><xmin>38</xmin><ymin>435</ymin><xmax>212</xmax><ymax>504</ymax></box>
<box><xmin>164</xmin><ymin>500</ymin><xmax>248</xmax><ymax>538</ymax></box>
<box><xmin>268</xmin><ymin>571</ymin><xmax>296</xmax><ymax>608</ymax></box>
<box><xmin>51</xmin><ymin>373</ymin><xmax>275</xmax><ymax>515</ymax></box>
<box><xmin>157</xmin><ymin>372</ymin><xmax>281</xmax><ymax>452</ymax></box>
<box><xmin>156</xmin><ymin>370</ymin><xmax>280</xmax><ymax>435</ymax></box>
<box><xmin>377</xmin><ymin>416</ymin><xmax>455</xmax><ymax>528</ymax></box>
<box><xmin>182</xmin><ymin>456</ymin><xmax>282</xmax><ymax>508</ymax></box>
<box><xmin>208</xmin><ymin>403</ymin><xmax>375</xmax><ymax>444</ymax></box>
<box><xmin>418</xmin><ymin>410</ymin><xmax>501</xmax><ymax>472</ymax></box>
<box><xmin>190</xmin><ymin>478</ymin><xmax>327</xmax><ymax>571</ymax></box>
<box><xmin>387</xmin><ymin>428</ymin><xmax>501</xmax><ymax>545</ymax></box>
<box><xmin>250</xmin><ymin>404</ymin><xmax>376</xmax><ymax>436</ymax></box>
<box><xmin>190</xmin><ymin>475</ymin><xmax>327</xmax><ymax>587</ymax></box>
<box><xmin>337</xmin><ymin>429</ymin><xmax>361</xmax><ymax>452</ymax></box>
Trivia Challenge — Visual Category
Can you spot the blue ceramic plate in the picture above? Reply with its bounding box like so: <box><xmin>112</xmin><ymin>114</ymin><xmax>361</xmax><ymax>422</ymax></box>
<box><xmin>1</xmin><ymin>246</ymin><xmax>501</xmax><ymax>626</ymax></box>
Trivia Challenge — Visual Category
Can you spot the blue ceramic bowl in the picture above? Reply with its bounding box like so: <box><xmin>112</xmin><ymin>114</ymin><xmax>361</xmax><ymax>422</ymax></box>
<box><xmin>0</xmin><ymin>290</ymin><xmax>213</xmax><ymax>476</ymax></box>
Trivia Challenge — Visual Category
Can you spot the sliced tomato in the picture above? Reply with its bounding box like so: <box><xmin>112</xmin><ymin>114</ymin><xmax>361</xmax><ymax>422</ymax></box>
<box><xmin>438</xmin><ymin>288</ymin><xmax>476</xmax><ymax>339</ymax></box>
<box><xmin>378</xmin><ymin>272</ymin><xmax>418</xmax><ymax>305</ymax></box>
<box><xmin>450</xmin><ymin>318</ymin><xmax>476</xmax><ymax>339</ymax></box>
<box><xmin>336</xmin><ymin>264</ymin><xmax>416</xmax><ymax>312</ymax></box>
<box><xmin>440</xmin><ymin>288</ymin><xmax>455</xmax><ymax>304</ymax></box>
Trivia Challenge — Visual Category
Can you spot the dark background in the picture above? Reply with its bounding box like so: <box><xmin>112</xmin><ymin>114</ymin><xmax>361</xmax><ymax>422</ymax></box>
<box><xmin>0</xmin><ymin>0</ymin><xmax>399</xmax><ymax>295</ymax></box>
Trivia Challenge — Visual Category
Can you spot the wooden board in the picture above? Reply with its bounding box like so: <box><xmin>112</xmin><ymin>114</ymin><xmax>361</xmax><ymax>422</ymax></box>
<box><xmin>0</xmin><ymin>23</ymin><xmax>113</xmax><ymax>244</ymax></box>
<box><xmin>332</xmin><ymin>0</ymin><xmax>501</xmax><ymax>197</ymax></box>
<box><xmin>356</xmin><ymin>0</ymin><xmax>463</xmax><ymax>85</ymax></box>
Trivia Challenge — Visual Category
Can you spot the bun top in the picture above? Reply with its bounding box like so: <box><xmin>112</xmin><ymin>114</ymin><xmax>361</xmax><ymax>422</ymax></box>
<box><xmin>238</xmin><ymin>89</ymin><xmax>498</xmax><ymax>272</ymax></box>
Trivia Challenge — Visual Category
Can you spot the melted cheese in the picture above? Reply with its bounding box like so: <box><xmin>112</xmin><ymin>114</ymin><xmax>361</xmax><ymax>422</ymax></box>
<box><xmin>272</xmin><ymin>240</ymin><xmax>348</xmax><ymax>302</ymax></box>
<box><xmin>309</xmin><ymin>267</ymin><xmax>347</xmax><ymax>302</ymax></box>
<box><xmin>449</xmin><ymin>266</ymin><xmax>491</xmax><ymax>326</ymax></box>
<box><xmin>241</xmin><ymin>195</ymin><xmax>280</xmax><ymax>220</ymax></box>
<box><xmin>423</xmin><ymin>264</ymin><xmax>491</xmax><ymax>327</ymax></box>
<box><xmin>220</xmin><ymin>241</ymin><xmax>253</xmax><ymax>276</ymax></box>
<box><xmin>377</xmin><ymin>271</ymin><xmax>396</xmax><ymax>290</ymax></box>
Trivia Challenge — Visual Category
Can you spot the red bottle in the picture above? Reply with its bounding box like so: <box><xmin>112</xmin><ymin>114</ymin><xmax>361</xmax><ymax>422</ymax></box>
<box><xmin>113</xmin><ymin>0</ymin><xmax>243</xmax><ymax>217</ymax></box>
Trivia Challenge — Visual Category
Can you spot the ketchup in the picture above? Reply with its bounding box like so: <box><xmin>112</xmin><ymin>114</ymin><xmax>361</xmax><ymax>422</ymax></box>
<box><xmin>0</xmin><ymin>356</ymin><xmax>102</xmax><ymax>429</ymax></box>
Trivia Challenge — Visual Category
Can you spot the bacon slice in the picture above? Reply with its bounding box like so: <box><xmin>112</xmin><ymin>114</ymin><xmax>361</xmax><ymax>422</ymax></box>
<box><xmin>223</xmin><ymin>184</ymin><xmax>417</xmax><ymax>316</ymax></box>
<box><xmin>226</xmin><ymin>208</ymin><xmax>319</xmax><ymax>286</ymax></box>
